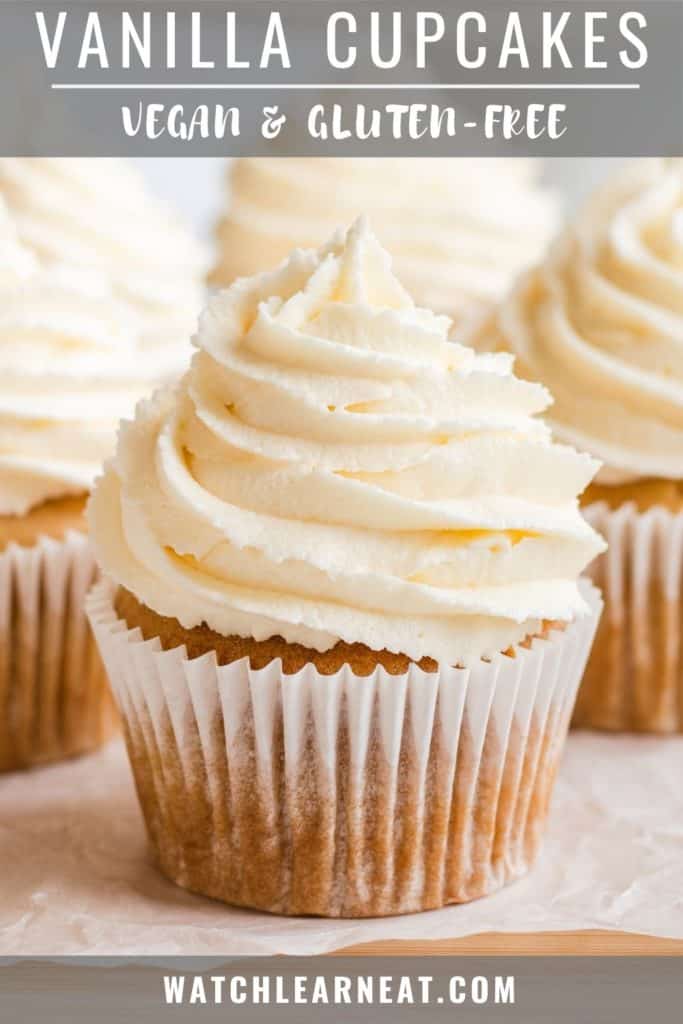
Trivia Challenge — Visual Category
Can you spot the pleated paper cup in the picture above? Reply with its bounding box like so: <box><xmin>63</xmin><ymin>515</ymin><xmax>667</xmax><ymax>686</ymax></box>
<box><xmin>86</xmin><ymin>579</ymin><xmax>602</xmax><ymax>918</ymax></box>
<box><xmin>0</xmin><ymin>532</ymin><xmax>118</xmax><ymax>772</ymax></box>
<box><xmin>577</xmin><ymin>502</ymin><xmax>683</xmax><ymax>733</ymax></box>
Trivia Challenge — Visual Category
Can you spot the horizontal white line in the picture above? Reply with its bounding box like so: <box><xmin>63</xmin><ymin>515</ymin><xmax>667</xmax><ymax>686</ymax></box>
<box><xmin>51</xmin><ymin>82</ymin><xmax>641</xmax><ymax>91</ymax></box>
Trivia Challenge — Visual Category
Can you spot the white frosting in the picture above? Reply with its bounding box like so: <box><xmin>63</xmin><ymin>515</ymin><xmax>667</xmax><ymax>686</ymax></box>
<box><xmin>0</xmin><ymin>196</ymin><xmax>36</xmax><ymax>288</ymax></box>
<box><xmin>0</xmin><ymin>158</ymin><xmax>207</xmax><ymax>348</ymax></box>
<box><xmin>214</xmin><ymin>158</ymin><xmax>559</xmax><ymax>322</ymax></box>
<box><xmin>90</xmin><ymin>219</ymin><xmax>604</xmax><ymax>666</ymax></box>
<box><xmin>477</xmin><ymin>159</ymin><xmax>683</xmax><ymax>484</ymax></box>
<box><xmin>0</xmin><ymin>263</ymin><xmax>182</xmax><ymax>516</ymax></box>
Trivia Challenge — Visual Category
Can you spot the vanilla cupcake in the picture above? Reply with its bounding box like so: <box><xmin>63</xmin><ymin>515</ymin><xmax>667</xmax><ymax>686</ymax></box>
<box><xmin>0</xmin><ymin>161</ymin><xmax>207</xmax><ymax>770</ymax></box>
<box><xmin>0</xmin><ymin>158</ymin><xmax>207</xmax><ymax>352</ymax></box>
<box><xmin>471</xmin><ymin>159</ymin><xmax>683</xmax><ymax>732</ymax></box>
<box><xmin>0</xmin><ymin>208</ymin><xmax>194</xmax><ymax>770</ymax></box>
<box><xmin>211</xmin><ymin>158</ymin><xmax>559</xmax><ymax>324</ymax></box>
<box><xmin>87</xmin><ymin>219</ymin><xmax>603</xmax><ymax>916</ymax></box>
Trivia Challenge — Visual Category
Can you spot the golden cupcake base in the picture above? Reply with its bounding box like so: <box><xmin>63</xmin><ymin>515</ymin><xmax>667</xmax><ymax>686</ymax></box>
<box><xmin>88</xmin><ymin>581</ymin><xmax>601</xmax><ymax>918</ymax></box>
<box><xmin>0</xmin><ymin>497</ymin><xmax>118</xmax><ymax>772</ymax></box>
<box><xmin>0</xmin><ymin>494</ymin><xmax>89</xmax><ymax>552</ymax></box>
<box><xmin>578</xmin><ymin>483</ymin><xmax>683</xmax><ymax>733</ymax></box>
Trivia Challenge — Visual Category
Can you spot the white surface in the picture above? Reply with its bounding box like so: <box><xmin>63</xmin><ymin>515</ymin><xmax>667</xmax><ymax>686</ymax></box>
<box><xmin>1</xmin><ymin>732</ymin><xmax>681</xmax><ymax>955</ymax></box>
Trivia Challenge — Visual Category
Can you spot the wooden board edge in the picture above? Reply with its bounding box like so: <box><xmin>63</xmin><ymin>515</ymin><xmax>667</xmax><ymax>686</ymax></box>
<box><xmin>331</xmin><ymin>930</ymin><xmax>683</xmax><ymax>956</ymax></box>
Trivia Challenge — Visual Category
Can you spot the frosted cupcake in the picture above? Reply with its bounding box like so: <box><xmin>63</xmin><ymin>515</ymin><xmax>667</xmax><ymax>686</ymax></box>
<box><xmin>0</xmin><ymin>208</ymin><xmax>192</xmax><ymax>770</ymax></box>
<box><xmin>211</xmin><ymin>158</ymin><xmax>559</xmax><ymax>324</ymax></box>
<box><xmin>0</xmin><ymin>158</ymin><xmax>207</xmax><ymax>352</ymax></box>
<box><xmin>471</xmin><ymin>159</ymin><xmax>683</xmax><ymax>732</ymax></box>
<box><xmin>87</xmin><ymin>219</ymin><xmax>603</xmax><ymax>917</ymax></box>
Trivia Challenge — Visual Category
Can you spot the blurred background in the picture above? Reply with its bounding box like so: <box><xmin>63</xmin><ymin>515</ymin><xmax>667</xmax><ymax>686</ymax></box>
<box><xmin>133</xmin><ymin>158</ymin><xmax>621</xmax><ymax>243</ymax></box>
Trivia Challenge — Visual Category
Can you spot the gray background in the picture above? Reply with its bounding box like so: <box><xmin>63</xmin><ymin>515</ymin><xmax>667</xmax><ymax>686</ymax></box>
<box><xmin>2</xmin><ymin>2</ymin><xmax>681</xmax><ymax>156</ymax></box>
<box><xmin>1</xmin><ymin>957</ymin><xmax>682</xmax><ymax>1022</ymax></box>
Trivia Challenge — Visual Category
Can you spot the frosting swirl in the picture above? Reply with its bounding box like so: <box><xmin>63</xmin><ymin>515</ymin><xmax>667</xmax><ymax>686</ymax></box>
<box><xmin>90</xmin><ymin>219</ymin><xmax>603</xmax><ymax>666</ymax></box>
<box><xmin>475</xmin><ymin>159</ymin><xmax>683</xmax><ymax>483</ymax></box>
<box><xmin>212</xmin><ymin>158</ymin><xmax>559</xmax><ymax>323</ymax></box>
<box><xmin>0</xmin><ymin>262</ymin><xmax>182</xmax><ymax>516</ymax></box>
<box><xmin>0</xmin><ymin>196</ymin><xmax>36</xmax><ymax>289</ymax></box>
<box><xmin>0</xmin><ymin>158</ymin><xmax>207</xmax><ymax>348</ymax></box>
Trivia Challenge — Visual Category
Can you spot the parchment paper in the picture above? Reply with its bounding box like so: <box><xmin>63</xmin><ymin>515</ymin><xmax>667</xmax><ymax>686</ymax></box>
<box><xmin>1</xmin><ymin>734</ymin><xmax>681</xmax><ymax>955</ymax></box>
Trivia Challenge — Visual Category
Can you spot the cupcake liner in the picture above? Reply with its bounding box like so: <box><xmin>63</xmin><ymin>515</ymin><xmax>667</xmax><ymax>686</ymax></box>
<box><xmin>0</xmin><ymin>531</ymin><xmax>118</xmax><ymax>772</ymax></box>
<box><xmin>578</xmin><ymin>502</ymin><xmax>683</xmax><ymax>733</ymax></box>
<box><xmin>86</xmin><ymin>579</ymin><xmax>602</xmax><ymax>918</ymax></box>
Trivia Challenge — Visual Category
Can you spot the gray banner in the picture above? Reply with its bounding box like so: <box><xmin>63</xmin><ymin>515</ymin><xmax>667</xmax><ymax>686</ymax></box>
<box><xmin>1</xmin><ymin>957</ymin><xmax>682</xmax><ymax>1022</ymax></box>
<box><xmin>0</xmin><ymin>0</ymin><xmax>681</xmax><ymax>155</ymax></box>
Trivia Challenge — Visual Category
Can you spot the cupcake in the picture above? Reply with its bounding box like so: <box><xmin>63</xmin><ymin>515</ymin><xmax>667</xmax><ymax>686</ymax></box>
<box><xmin>87</xmin><ymin>219</ymin><xmax>603</xmax><ymax>917</ymax></box>
<box><xmin>211</xmin><ymin>158</ymin><xmax>559</xmax><ymax>325</ymax></box>
<box><xmin>0</xmin><ymin>198</ymin><xmax>196</xmax><ymax>771</ymax></box>
<box><xmin>470</xmin><ymin>159</ymin><xmax>683</xmax><ymax>732</ymax></box>
<box><xmin>0</xmin><ymin>158</ymin><xmax>207</xmax><ymax>352</ymax></box>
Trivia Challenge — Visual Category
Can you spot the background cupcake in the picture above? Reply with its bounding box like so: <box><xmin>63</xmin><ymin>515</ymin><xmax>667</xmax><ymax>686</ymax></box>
<box><xmin>472</xmin><ymin>159</ymin><xmax>683</xmax><ymax>732</ymax></box>
<box><xmin>88</xmin><ymin>219</ymin><xmax>603</xmax><ymax>916</ymax></box>
<box><xmin>0</xmin><ymin>158</ymin><xmax>208</xmax><ymax>352</ymax></box>
<box><xmin>210</xmin><ymin>158</ymin><xmax>559</xmax><ymax>325</ymax></box>
<box><xmin>0</xmin><ymin>162</ymin><xmax>205</xmax><ymax>771</ymax></box>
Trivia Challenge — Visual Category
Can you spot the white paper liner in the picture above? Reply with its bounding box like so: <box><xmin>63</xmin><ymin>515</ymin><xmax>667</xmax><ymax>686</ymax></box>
<box><xmin>86</xmin><ymin>579</ymin><xmax>602</xmax><ymax>918</ymax></box>
<box><xmin>3</xmin><ymin>732</ymin><xmax>683</xmax><ymax>955</ymax></box>
<box><xmin>580</xmin><ymin>502</ymin><xmax>683</xmax><ymax>732</ymax></box>
<box><xmin>0</xmin><ymin>531</ymin><xmax>117</xmax><ymax>771</ymax></box>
